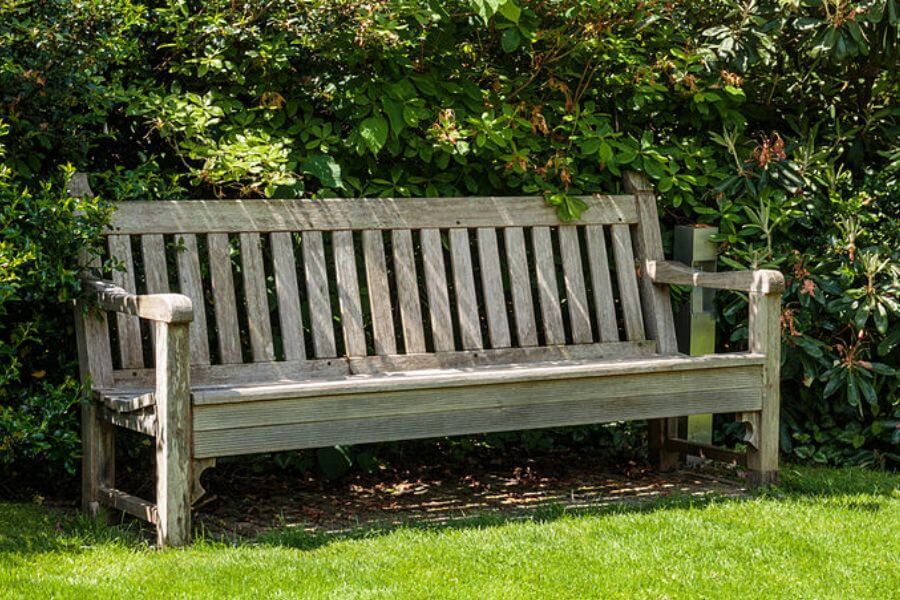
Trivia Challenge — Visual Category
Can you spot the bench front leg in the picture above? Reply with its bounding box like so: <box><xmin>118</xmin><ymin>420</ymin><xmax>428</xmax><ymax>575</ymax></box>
<box><xmin>155</xmin><ymin>320</ymin><xmax>192</xmax><ymax>547</ymax></box>
<box><xmin>746</xmin><ymin>289</ymin><xmax>781</xmax><ymax>486</ymax></box>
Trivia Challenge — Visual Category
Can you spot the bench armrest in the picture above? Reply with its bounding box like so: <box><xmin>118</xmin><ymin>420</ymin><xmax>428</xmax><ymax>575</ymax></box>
<box><xmin>647</xmin><ymin>260</ymin><xmax>784</xmax><ymax>294</ymax></box>
<box><xmin>82</xmin><ymin>277</ymin><xmax>193</xmax><ymax>323</ymax></box>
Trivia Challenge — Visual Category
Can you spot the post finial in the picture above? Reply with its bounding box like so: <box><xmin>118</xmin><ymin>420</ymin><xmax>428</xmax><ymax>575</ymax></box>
<box><xmin>623</xmin><ymin>171</ymin><xmax>653</xmax><ymax>194</ymax></box>
<box><xmin>67</xmin><ymin>172</ymin><xmax>94</xmax><ymax>198</ymax></box>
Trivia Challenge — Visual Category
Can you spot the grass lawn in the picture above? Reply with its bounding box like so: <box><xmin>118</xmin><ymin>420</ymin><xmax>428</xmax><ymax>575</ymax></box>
<box><xmin>1</xmin><ymin>466</ymin><xmax>897</xmax><ymax>599</ymax></box>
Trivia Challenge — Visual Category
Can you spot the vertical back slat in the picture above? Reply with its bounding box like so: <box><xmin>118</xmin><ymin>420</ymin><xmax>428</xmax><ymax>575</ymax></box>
<box><xmin>333</xmin><ymin>231</ymin><xmax>367</xmax><ymax>356</ymax></box>
<box><xmin>531</xmin><ymin>227</ymin><xmax>565</xmax><ymax>344</ymax></box>
<box><xmin>175</xmin><ymin>234</ymin><xmax>211</xmax><ymax>365</ymax></box>
<box><xmin>207</xmin><ymin>234</ymin><xmax>242</xmax><ymax>364</ymax></box>
<box><xmin>503</xmin><ymin>227</ymin><xmax>538</xmax><ymax>347</ymax></box>
<box><xmin>476</xmin><ymin>228</ymin><xmax>511</xmax><ymax>348</ymax></box>
<box><xmin>141</xmin><ymin>234</ymin><xmax>169</xmax><ymax>294</ymax></box>
<box><xmin>558</xmin><ymin>227</ymin><xmax>592</xmax><ymax>344</ymax></box>
<box><xmin>610</xmin><ymin>224</ymin><xmax>646</xmax><ymax>341</ymax></box>
<box><xmin>391</xmin><ymin>230</ymin><xmax>426</xmax><ymax>354</ymax></box>
<box><xmin>421</xmin><ymin>229</ymin><xmax>454</xmax><ymax>352</ymax></box>
<box><xmin>108</xmin><ymin>235</ymin><xmax>144</xmax><ymax>368</ymax></box>
<box><xmin>362</xmin><ymin>230</ymin><xmax>397</xmax><ymax>355</ymax></box>
<box><xmin>449</xmin><ymin>229</ymin><xmax>482</xmax><ymax>350</ymax></box>
<box><xmin>77</xmin><ymin>248</ymin><xmax>113</xmax><ymax>384</ymax></box>
<box><xmin>585</xmin><ymin>226</ymin><xmax>619</xmax><ymax>343</ymax></box>
<box><xmin>239</xmin><ymin>233</ymin><xmax>275</xmax><ymax>361</ymax></box>
<box><xmin>301</xmin><ymin>231</ymin><xmax>336</xmax><ymax>358</ymax></box>
<box><xmin>270</xmin><ymin>232</ymin><xmax>305</xmax><ymax>361</ymax></box>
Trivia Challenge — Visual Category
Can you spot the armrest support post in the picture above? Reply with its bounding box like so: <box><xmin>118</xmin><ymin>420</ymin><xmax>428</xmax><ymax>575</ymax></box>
<box><xmin>745</xmin><ymin>290</ymin><xmax>781</xmax><ymax>486</ymax></box>
<box><xmin>154</xmin><ymin>321</ymin><xmax>192</xmax><ymax>547</ymax></box>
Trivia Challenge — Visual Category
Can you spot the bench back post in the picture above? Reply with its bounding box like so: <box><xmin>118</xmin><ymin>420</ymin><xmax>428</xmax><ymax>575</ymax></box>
<box><xmin>624</xmin><ymin>171</ymin><xmax>680</xmax><ymax>470</ymax></box>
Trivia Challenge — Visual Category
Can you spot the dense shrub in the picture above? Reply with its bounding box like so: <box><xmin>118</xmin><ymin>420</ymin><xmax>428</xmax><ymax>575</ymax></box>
<box><xmin>1</xmin><ymin>0</ymin><xmax>897</xmax><ymax>487</ymax></box>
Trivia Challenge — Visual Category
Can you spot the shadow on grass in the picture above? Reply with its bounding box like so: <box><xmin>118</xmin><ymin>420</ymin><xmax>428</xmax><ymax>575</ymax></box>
<box><xmin>1</xmin><ymin>465</ymin><xmax>896</xmax><ymax>556</ymax></box>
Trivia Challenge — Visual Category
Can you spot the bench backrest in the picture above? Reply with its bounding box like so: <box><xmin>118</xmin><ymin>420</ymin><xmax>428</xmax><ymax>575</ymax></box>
<box><xmin>83</xmin><ymin>178</ymin><xmax>677</xmax><ymax>389</ymax></box>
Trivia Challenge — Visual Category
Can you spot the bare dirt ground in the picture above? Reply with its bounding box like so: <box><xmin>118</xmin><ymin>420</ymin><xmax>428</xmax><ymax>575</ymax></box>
<box><xmin>188</xmin><ymin>450</ymin><xmax>747</xmax><ymax>538</ymax></box>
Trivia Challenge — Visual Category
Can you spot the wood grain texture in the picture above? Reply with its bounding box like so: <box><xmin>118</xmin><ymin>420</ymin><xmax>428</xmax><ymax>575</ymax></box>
<box><xmin>175</xmin><ymin>234</ymin><xmax>211</xmax><ymax>365</ymax></box>
<box><xmin>745</xmin><ymin>290</ymin><xmax>782</xmax><ymax>486</ymax></box>
<box><xmin>585</xmin><ymin>226</ymin><xmax>619</xmax><ymax>343</ymax></box>
<box><xmin>558</xmin><ymin>226</ymin><xmax>592</xmax><ymax>344</ymax></box>
<box><xmin>270</xmin><ymin>232</ymin><xmax>305</xmax><ymax>361</ymax></box>
<box><xmin>154</xmin><ymin>321</ymin><xmax>192</xmax><ymax>546</ymax></box>
<box><xmin>449</xmin><ymin>229</ymin><xmax>483</xmax><ymax>350</ymax></box>
<box><xmin>108</xmin><ymin>195</ymin><xmax>639</xmax><ymax>234</ymax></box>
<box><xmin>108</xmin><ymin>235</ymin><xmax>144</xmax><ymax>368</ymax></box>
<box><xmin>648</xmin><ymin>261</ymin><xmax>785</xmax><ymax>294</ymax></box>
<box><xmin>531</xmin><ymin>227</ymin><xmax>565</xmax><ymax>344</ymax></box>
<box><xmin>624</xmin><ymin>171</ymin><xmax>679</xmax><ymax>471</ymax></box>
<box><xmin>477</xmin><ymin>228</ymin><xmax>511</xmax><ymax>348</ymax></box>
<box><xmin>391</xmin><ymin>229</ymin><xmax>426</xmax><ymax>353</ymax></box>
<box><xmin>239</xmin><ymin>233</ymin><xmax>275</xmax><ymax>362</ymax></box>
<box><xmin>192</xmin><ymin>353</ymin><xmax>764</xmax><ymax>405</ymax></box>
<box><xmin>333</xmin><ymin>231</ymin><xmax>367</xmax><ymax>356</ymax></box>
<box><xmin>503</xmin><ymin>227</ymin><xmax>538</xmax><ymax>347</ymax></box>
<box><xmin>194</xmin><ymin>384</ymin><xmax>762</xmax><ymax>459</ymax></box>
<box><xmin>420</xmin><ymin>229</ymin><xmax>454</xmax><ymax>351</ymax></box>
<box><xmin>193</xmin><ymin>364</ymin><xmax>760</xmax><ymax>433</ymax></box>
<box><xmin>207</xmin><ymin>234</ymin><xmax>242</xmax><ymax>364</ymax></box>
<box><xmin>610</xmin><ymin>224</ymin><xmax>645</xmax><ymax>341</ymax></box>
<box><xmin>301</xmin><ymin>231</ymin><xmax>336</xmax><ymax>358</ymax></box>
<box><xmin>362</xmin><ymin>230</ymin><xmax>397</xmax><ymax>355</ymax></box>
<box><xmin>141</xmin><ymin>235</ymin><xmax>169</xmax><ymax>294</ymax></box>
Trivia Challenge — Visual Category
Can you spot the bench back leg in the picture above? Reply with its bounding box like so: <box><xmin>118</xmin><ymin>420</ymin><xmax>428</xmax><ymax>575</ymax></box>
<box><xmin>746</xmin><ymin>290</ymin><xmax>781</xmax><ymax>486</ymax></box>
<box><xmin>155</xmin><ymin>321</ymin><xmax>192</xmax><ymax>547</ymax></box>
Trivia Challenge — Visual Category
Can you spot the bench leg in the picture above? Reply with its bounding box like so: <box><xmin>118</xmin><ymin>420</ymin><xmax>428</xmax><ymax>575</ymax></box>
<box><xmin>648</xmin><ymin>417</ymin><xmax>680</xmax><ymax>472</ymax></box>
<box><xmin>155</xmin><ymin>321</ymin><xmax>192</xmax><ymax>547</ymax></box>
<box><xmin>745</xmin><ymin>290</ymin><xmax>781</xmax><ymax>487</ymax></box>
<box><xmin>82</xmin><ymin>399</ymin><xmax>115</xmax><ymax>517</ymax></box>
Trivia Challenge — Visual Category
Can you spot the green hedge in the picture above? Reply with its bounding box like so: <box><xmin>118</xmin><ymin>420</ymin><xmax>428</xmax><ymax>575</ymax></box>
<box><xmin>1</xmin><ymin>0</ymin><xmax>897</xmax><ymax>485</ymax></box>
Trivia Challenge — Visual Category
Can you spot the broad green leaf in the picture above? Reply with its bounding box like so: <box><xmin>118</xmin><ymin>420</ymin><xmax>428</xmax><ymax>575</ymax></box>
<box><xmin>359</xmin><ymin>116</ymin><xmax>389</xmax><ymax>155</ymax></box>
<box><xmin>301</xmin><ymin>154</ymin><xmax>343</xmax><ymax>189</ymax></box>
<box><xmin>381</xmin><ymin>97</ymin><xmax>405</xmax><ymax>135</ymax></box>
<box><xmin>498</xmin><ymin>0</ymin><xmax>521</xmax><ymax>23</ymax></box>
<box><xmin>501</xmin><ymin>28</ymin><xmax>520</xmax><ymax>53</ymax></box>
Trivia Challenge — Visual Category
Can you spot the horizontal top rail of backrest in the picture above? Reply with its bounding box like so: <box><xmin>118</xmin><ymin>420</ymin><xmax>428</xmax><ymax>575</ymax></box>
<box><xmin>106</xmin><ymin>195</ymin><xmax>638</xmax><ymax>234</ymax></box>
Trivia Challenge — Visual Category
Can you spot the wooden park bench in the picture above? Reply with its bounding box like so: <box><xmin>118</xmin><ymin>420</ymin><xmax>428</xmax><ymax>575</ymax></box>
<box><xmin>73</xmin><ymin>173</ymin><xmax>783</xmax><ymax>546</ymax></box>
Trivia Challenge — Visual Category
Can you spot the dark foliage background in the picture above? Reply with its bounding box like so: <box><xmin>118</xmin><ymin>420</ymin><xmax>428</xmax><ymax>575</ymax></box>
<box><xmin>1</xmin><ymin>0</ymin><xmax>897</xmax><ymax>489</ymax></box>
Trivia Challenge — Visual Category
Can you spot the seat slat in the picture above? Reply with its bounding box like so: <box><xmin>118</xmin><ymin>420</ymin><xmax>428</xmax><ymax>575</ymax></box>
<box><xmin>333</xmin><ymin>231</ymin><xmax>366</xmax><ymax>356</ymax></box>
<box><xmin>585</xmin><ymin>226</ymin><xmax>619</xmax><ymax>343</ymax></box>
<box><xmin>270</xmin><ymin>232</ymin><xmax>305</xmax><ymax>361</ymax></box>
<box><xmin>503</xmin><ymin>227</ymin><xmax>538</xmax><ymax>347</ymax></box>
<box><xmin>108</xmin><ymin>235</ymin><xmax>144</xmax><ymax>368</ymax></box>
<box><xmin>391</xmin><ymin>230</ymin><xmax>426</xmax><ymax>353</ymax></box>
<box><xmin>301</xmin><ymin>231</ymin><xmax>336</xmax><ymax>358</ymax></box>
<box><xmin>175</xmin><ymin>234</ymin><xmax>211</xmax><ymax>365</ymax></box>
<box><xmin>449</xmin><ymin>229</ymin><xmax>482</xmax><ymax>350</ymax></box>
<box><xmin>362</xmin><ymin>230</ymin><xmax>397</xmax><ymax>355</ymax></box>
<box><xmin>610</xmin><ymin>224</ymin><xmax>645</xmax><ymax>341</ymax></box>
<box><xmin>531</xmin><ymin>227</ymin><xmax>565</xmax><ymax>344</ymax></box>
<box><xmin>558</xmin><ymin>227</ymin><xmax>592</xmax><ymax>343</ymax></box>
<box><xmin>239</xmin><ymin>233</ymin><xmax>275</xmax><ymax>361</ymax></box>
<box><xmin>420</xmin><ymin>229</ymin><xmax>454</xmax><ymax>352</ymax></box>
<box><xmin>207</xmin><ymin>234</ymin><xmax>242</xmax><ymax>364</ymax></box>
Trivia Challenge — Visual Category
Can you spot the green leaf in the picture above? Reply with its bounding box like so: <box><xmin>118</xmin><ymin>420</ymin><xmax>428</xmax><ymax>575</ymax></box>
<box><xmin>470</xmin><ymin>0</ymin><xmax>502</xmax><ymax>23</ymax></box>
<box><xmin>598</xmin><ymin>142</ymin><xmax>613</xmax><ymax>163</ymax></box>
<box><xmin>301</xmin><ymin>154</ymin><xmax>342</xmax><ymax>189</ymax></box>
<box><xmin>501</xmin><ymin>28</ymin><xmax>520</xmax><ymax>53</ymax></box>
<box><xmin>498</xmin><ymin>0</ymin><xmax>521</xmax><ymax>23</ymax></box>
<box><xmin>642</xmin><ymin>157</ymin><xmax>665</xmax><ymax>179</ymax></box>
<box><xmin>381</xmin><ymin>98</ymin><xmax>405</xmax><ymax>136</ymax></box>
<box><xmin>359</xmin><ymin>115</ymin><xmax>389</xmax><ymax>155</ymax></box>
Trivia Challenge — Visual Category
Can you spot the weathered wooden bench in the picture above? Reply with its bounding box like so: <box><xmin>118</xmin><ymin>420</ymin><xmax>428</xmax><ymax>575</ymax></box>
<box><xmin>74</xmin><ymin>173</ymin><xmax>782</xmax><ymax>546</ymax></box>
